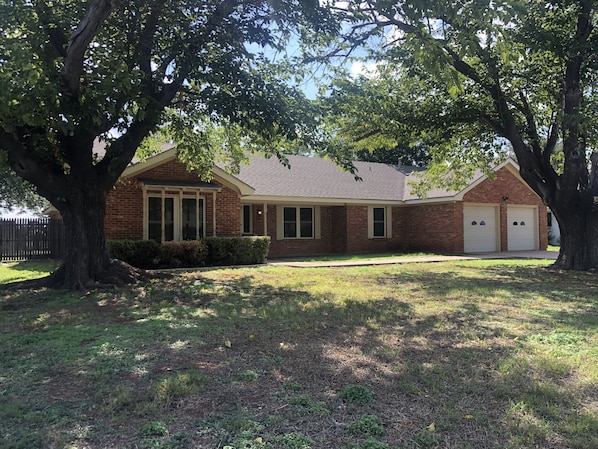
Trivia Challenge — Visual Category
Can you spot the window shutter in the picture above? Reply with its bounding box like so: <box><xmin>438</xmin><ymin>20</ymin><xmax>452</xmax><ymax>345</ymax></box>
<box><xmin>387</xmin><ymin>207</ymin><xmax>392</xmax><ymax>238</ymax></box>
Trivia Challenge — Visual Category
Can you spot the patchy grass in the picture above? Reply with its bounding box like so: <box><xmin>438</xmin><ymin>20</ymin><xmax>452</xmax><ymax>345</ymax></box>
<box><xmin>0</xmin><ymin>259</ymin><xmax>60</xmax><ymax>284</ymax></box>
<box><xmin>1</xmin><ymin>258</ymin><xmax>597</xmax><ymax>449</ymax></box>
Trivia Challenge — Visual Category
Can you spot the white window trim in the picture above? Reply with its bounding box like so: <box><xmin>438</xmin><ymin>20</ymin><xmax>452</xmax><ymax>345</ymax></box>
<box><xmin>144</xmin><ymin>192</ymin><xmax>206</xmax><ymax>242</ymax></box>
<box><xmin>276</xmin><ymin>205</ymin><xmax>321</xmax><ymax>240</ymax></box>
<box><xmin>368</xmin><ymin>206</ymin><xmax>392</xmax><ymax>239</ymax></box>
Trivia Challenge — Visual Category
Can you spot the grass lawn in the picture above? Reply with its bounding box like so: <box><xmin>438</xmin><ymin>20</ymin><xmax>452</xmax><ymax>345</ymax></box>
<box><xmin>0</xmin><ymin>259</ymin><xmax>61</xmax><ymax>284</ymax></box>
<box><xmin>1</xmin><ymin>258</ymin><xmax>597</xmax><ymax>449</ymax></box>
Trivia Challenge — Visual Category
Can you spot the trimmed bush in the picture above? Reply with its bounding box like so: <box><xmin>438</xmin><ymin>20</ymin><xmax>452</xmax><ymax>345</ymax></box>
<box><xmin>106</xmin><ymin>239</ymin><xmax>159</xmax><ymax>269</ymax></box>
<box><xmin>205</xmin><ymin>236</ymin><xmax>270</xmax><ymax>266</ymax></box>
<box><xmin>158</xmin><ymin>240</ymin><xmax>208</xmax><ymax>268</ymax></box>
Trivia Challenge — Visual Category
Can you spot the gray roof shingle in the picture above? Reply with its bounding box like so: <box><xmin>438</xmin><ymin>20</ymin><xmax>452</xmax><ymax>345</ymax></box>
<box><xmin>231</xmin><ymin>154</ymin><xmax>455</xmax><ymax>202</ymax></box>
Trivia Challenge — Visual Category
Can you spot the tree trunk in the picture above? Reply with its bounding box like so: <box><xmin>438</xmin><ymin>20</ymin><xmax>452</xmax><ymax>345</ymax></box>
<box><xmin>52</xmin><ymin>187</ymin><xmax>110</xmax><ymax>289</ymax></box>
<box><xmin>48</xmin><ymin>185</ymin><xmax>151</xmax><ymax>290</ymax></box>
<box><xmin>550</xmin><ymin>203</ymin><xmax>598</xmax><ymax>271</ymax></box>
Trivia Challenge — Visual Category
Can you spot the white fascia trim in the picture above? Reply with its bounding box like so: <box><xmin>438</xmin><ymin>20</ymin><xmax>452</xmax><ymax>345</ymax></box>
<box><xmin>403</xmin><ymin>159</ymin><xmax>527</xmax><ymax>205</ymax></box>
<box><xmin>239</xmin><ymin>195</ymin><xmax>405</xmax><ymax>206</ymax></box>
<box><xmin>212</xmin><ymin>166</ymin><xmax>255</xmax><ymax>196</ymax></box>
<box><xmin>122</xmin><ymin>147</ymin><xmax>178</xmax><ymax>179</ymax></box>
<box><xmin>119</xmin><ymin>147</ymin><xmax>255</xmax><ymax>196</ymax></box>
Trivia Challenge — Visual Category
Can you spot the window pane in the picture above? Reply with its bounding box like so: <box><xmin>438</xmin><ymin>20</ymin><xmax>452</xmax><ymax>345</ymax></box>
<box><xmin>198</xmin><ymin>199</ymin><xmax>204</xmax><ymax>238</ymax></box>
<box><xmin>373</xmin><ymin>207</ymin><xmax>385</xmax><ymax>221</ymax></box>
<box><xmin>148</xmin><ymin>223</ymin><xmax>161</xmax><ymax>243</ymax></box>
<box><xmin>299</xmin><ymin>207</ymin><xmax>313</xmax><ymax>238</ymax></box>
<box><xmin>242</xmin><ymin>205</ymin><xmax>251</xmax><ymax>234</ymax></box>
<box><xmin>283</xmin><ymin>207</ymin><xmax>297</xmax><ymax>238</ymax></box>
<box><xmin>284</xmin><ymin>223</ymin><xmax>297</xmax><ymax>238</ymax></box>
<box><xmin>284</xmin><ymin>207</ymin><xmax>296</xmax><ymax>222</ymax></box>
<box><xmin>148</xmin><ymin>197</ymin><xmax>161</xmax><ymax>222</ymax></box>
<box><xmin>164</xmin><ymin>198</ymin><xmax>174</xmax><ymax>241</ymax></box>
<box><xmin>374</xmin><ymin>222</ymin><xmax>385</xmax><ymax>237</ymax></box>
<box><xmin>373</xmin><ymin>207</ymin><xmax>385</xmax><ymax>237</ymax></box>
<box><xmin>182</xmin><ymin>198</ymin><xmax>197</xmax><ymax>240</ymax></box>
<box><xmin>148</xmin><ymin>197</ymin><xmax>162</xmax><ymax>242</ymax></box>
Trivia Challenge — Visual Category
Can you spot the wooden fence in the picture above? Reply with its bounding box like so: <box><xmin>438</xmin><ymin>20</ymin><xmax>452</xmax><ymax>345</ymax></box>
<box><xmin>0</xmin><ymin>218</ymin><xmax>65</xmax><ymax>261</ymax></box>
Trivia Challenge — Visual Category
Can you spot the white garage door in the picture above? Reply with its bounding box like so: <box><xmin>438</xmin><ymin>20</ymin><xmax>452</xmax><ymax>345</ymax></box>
<box><xmin>508</xmin><ymin>206</ymin><xmax>537</xmax><ymax>250</ymax></box>
<box><xmin>464</xmin><ymin>205</ymin><xmax>498</xmax><ymax>252</ymax></box>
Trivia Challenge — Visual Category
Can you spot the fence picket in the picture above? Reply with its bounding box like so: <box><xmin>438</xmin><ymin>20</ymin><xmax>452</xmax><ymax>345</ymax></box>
<box><xmin>0</xmin><ymin>218</ymin><xmax>65</xmax><ymax>261</ymax></box>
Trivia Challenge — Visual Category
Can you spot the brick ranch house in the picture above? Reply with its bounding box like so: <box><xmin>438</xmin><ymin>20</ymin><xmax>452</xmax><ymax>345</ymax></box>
<box><xmin>92</xmin><ymin>148</ymin><xmax>547</xmax><ymax>258</ymax></box>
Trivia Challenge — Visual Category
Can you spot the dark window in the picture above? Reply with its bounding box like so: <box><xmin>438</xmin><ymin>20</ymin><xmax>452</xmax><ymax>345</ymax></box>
<box><xmin>283</xmin><ymin>206</ymin><xmax>314</xmax><ymax>238</ymax></box>
<box><xmin>373</xmin><ymin>207</ymin><xmax>386</xmax><ymax>237</ymax></box>
<box><xmin>300</xmin><ymin>207</ymin><xmax>313</xmax><ymax>238</ymax></box>
<box><xmin>148</xmin><ymin>197</ymin><xmax>162</xmax><ymax>242</ymax></box>
<box><xmin>182</xmin><ymin>198</ymin><xmax>198</xmax><ymax>240</ymax></box>
<box><xmin>242</xmin><ymin>205</ymin><xmax>252</xmax><ymax>234</ymax></box>
<box><xmin>147</xmin><ymin>196</ymin><xmax>204</xmax><ymax>242</ymax></box>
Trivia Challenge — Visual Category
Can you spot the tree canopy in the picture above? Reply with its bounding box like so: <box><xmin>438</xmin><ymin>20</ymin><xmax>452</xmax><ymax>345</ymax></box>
<box><xmin>0</xmin><ymin>0</ymin><xmax>337</xmax><ymax>287</ymax></box>
<box><xmin>319</xmin><ymin>0</ymin><xmax>598</xmax><ymax>269</ymax></box>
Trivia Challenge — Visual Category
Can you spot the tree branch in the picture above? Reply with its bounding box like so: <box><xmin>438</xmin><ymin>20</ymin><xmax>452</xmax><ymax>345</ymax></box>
<box><xmin>61</xmin><ymin>0</ymin><xmax>116</xmax><ymax>97</ymax></box>
<box><xmin>1</xmin><ymin>129</ymin><xmax>69</xmax><ymax>203</ymax></box>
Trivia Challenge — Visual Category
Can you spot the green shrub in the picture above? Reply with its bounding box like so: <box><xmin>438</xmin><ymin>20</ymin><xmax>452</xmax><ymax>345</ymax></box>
<box><xmin>205</xmin><ymin>236</ymin><xmax>270</xmax><ymax>266</ymax></box>
<box><xmin>158</xmin><ymin>240</ymin><xmax>208</xmax><ymax>268</ymax></box>
<box><xmin>106</xmin><ymin>239</ymin><xmax>160</xmax><ymax>268</ymax></box>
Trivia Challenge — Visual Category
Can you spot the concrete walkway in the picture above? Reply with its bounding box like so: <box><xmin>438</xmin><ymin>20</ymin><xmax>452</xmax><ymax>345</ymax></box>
<box><xmin>268</xmin><ymin>250</ymin><xmax>559</xmax><ymax>268</ymax></box>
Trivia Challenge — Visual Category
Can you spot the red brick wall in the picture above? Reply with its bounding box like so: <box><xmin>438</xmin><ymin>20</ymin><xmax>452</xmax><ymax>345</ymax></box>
<box><xmin>396</xmin><ymin>166</ymin><xmax>547</xmax><ymax>253</ymax></box>
<box><xmin>396</xmin><ymin>202</ymin><xmax>463</xmax><ymax>253</ymax></box>
<box><xmin>266</xmin><ymin>204</ymin><xmax>401</xmax><ymax>258</ymax></box>
<box><xmin>214</xmin><ymin>188</ymin><xmax>241</xmax><ymax>237</ymax></box>
<box><xmin>267</xmin><ymin>205</ymin><xmax>336</xmax><ymax>257</ymax></box>
<box><xmin>105</xmin><ymin>178</ymin><xmax>145</xmax><ymax>240</ymax></box>
<box><xmin>105</xmin><ymin>158</ymin><xmax>241</xmax><ymax>240</ymax></box>
<box><xmin>105</xmin><ymin>159</ymin><xmax>546</xmax><ymax>256</ymax></box>
<box><xmin>463</xmin><ymin>166</ymin><xmax>547</xmax><ymax>250</ymax></box>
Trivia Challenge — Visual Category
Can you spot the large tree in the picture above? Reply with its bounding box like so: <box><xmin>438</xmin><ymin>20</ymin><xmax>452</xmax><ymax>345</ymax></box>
<box><xmin>0</xmin><ymin>0</ymin><xmax>335</xmax><ymax>288</ymax></box>
<box><xmin>320</xmin><ymin>0</ymin><xmax>598</xmax><ymax>270</ymax></box>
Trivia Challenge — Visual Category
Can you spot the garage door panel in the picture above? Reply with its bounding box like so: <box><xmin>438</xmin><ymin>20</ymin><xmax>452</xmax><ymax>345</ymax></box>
<box><xmin>508</xmin><ymin>207</ymin><xmax>537</xmax><ymax>250</ymax></box>
<box><xmin>464</xmin><ymin>206</ymin><xmax>498</xmax><ymax>253</ymax></box>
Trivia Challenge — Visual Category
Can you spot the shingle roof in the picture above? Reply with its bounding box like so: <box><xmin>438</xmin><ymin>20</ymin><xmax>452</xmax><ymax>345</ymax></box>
<box><xmin>231</xmin><ymin>154</ymin><xmax>454</xmax><ymax>202</ymax></box>
<box><xmin>234</xmin><ymin>154</ymin><xmax>398</xmax><ymax>200</ymax></box>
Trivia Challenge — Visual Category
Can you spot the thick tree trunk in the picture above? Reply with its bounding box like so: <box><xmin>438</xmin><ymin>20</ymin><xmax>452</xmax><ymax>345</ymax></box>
<box><xmin>550</xmin><ymin>204</ymin><xmax>598</xmax><ymax>271</ymax></box>
<box><xmin>49</xmin><ymin>184</ymin><xmax>151</xmax><ymax>289</ymax></box>
<box><xmin>55</xmin><ymin>188</ymin><xmax>110</xmax><ymax>289</ymax></box>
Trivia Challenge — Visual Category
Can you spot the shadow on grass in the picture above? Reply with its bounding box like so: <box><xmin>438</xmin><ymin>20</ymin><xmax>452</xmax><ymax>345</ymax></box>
<box><xmin>1</xmin><ymin>262</ymin><xmax>597</xmax><ymax>448</ymax></box>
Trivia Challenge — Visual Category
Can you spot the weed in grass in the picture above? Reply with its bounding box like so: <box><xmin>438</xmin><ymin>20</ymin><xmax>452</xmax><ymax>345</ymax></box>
<box><xmin>348</xmin><ymin>414</ymin><xmax>384</xmax><ymax>436</ymax></box>
<box><xmin>408</xmin><ymin>429</ymin><xmax>438</xmax><ymax>448</ymax></box>
<box><xmin>339</xmin><ymin>384</ymin><xmax>374</xmax><ymax>406</ymax></box>
<box><xmin>275</xmin><ymin>432</ymin><xmax>314</xmax><ymax>449</ymax></box>
<box><xmin>286</xmin><ymin>394</ymin><xmax>330</xmax><ymax>416</ymax></box>
<box><xmin>350</xmin><ymin>437</ymin><xmax>390</xmax><ymax>449</ymax></box>
<box><xmin>203</xmin><ymin>407</ymin><xmax>267</xmax><ymax>448</ymax></box>
<box><xmin>99</xmin><ymin>384</ymin><xmax>137</xmax><ymax>415</ymax></box>
<box><xmin>282</xmin><ymin>381</ymin><xmax>302</xmax><ymax>392</ymax></box>
<box><xmin>237</xmin><ymin>369</ymin><xmax>259</xmax><ymax>382</ymax></box>
<box><xmin>140</xmin><ymin>421</ymin><xmax>169</xmax><ymax>437</ymax></box>
<box><xmin>151</xmin><ymin>368</ymin><xmax>208</xmax><ymax>409</ymax></box>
